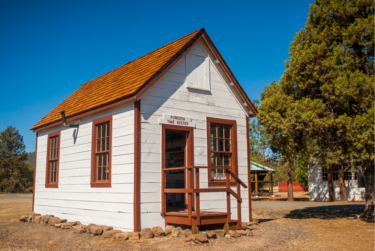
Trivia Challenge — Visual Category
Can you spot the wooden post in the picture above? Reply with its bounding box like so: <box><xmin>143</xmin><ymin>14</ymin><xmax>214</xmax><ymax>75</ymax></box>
<box><xmin>226</xmin><ymin>170</ymin><xmax>231</xmax><ymax>222</ymax></box>
<box><xmin>236</xmin><ymin>181</ymin><xmax>241</xmax><ymax>229</ymax></box>
<box><xmin>187</xmin><ymin>167</ymin><xmax>192</xmax><ymax>223</ymax></box>
<box><xmin>195</xmin><ymin>168</ymin><xmax>200</xmax><ymax>225</ymax></box>
<box><xmin>32</xmin><ymin>132</ymin><xmax>38</xmax><ymax>212</ymax></box>
<box><xmin>255</xmin><ymin>173</ymin><xmax>258</xmax><ymax>194</ymax></box>
<box><xmin>134</xmin><ymin>100</ymin><xmax>141</xmax><ymax>232</ymax></box>
<box><xmin>246</xmin><ymin>116</ymin><xmax>252</xmax><ymax>222</ymax></box>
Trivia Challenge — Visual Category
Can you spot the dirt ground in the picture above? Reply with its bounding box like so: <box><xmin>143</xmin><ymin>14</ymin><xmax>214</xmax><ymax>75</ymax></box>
<box><xmin>0</xmin><ymin>195</ymin><xmax>374</xmax><ymax>250</ymax></box>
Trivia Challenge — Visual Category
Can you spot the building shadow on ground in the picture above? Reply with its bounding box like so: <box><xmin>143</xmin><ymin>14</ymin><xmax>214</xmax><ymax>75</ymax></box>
<box><xmin>283</xmin><ymin>204</ymin><xmax>375</xmax><ymax>223</ymax></box>
<box><xmin>252</xmin><ymin>197</ymin><xmax>309</xmax><ymax>202</ymax></box>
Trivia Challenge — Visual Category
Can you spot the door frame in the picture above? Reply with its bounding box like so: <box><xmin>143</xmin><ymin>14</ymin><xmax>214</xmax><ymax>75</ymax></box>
<box><xmin>161</xmin><ymin>124</ymin><xmax>194</xmax><ymax>215</ymax></box>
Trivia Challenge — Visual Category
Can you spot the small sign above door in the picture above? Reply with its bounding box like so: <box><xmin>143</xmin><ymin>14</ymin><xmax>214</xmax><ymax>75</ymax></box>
<box><xmin>158</xmin><ymin>114</ymin><xmax>196</xmax><ymax>127</ymax></box>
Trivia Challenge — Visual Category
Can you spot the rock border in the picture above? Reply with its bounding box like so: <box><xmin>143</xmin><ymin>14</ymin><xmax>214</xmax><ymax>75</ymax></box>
<box><xmin>20</xmin><ymin>213</ymin><xmax>255</xmax><ymax>244</ymax></box>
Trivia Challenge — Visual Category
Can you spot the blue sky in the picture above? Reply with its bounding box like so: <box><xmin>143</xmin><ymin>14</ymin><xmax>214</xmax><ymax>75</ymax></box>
<box><xmin>0</xmin><ymin>0</ymin><xmax>314</xmax><ymax>152</ymax></box>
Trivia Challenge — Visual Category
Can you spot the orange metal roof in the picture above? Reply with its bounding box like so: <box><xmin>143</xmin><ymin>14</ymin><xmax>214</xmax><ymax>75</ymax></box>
<box><xmin>31</xmin><ymin>29</ymin><xmax>203</xmax><ymax>131</ymax></box>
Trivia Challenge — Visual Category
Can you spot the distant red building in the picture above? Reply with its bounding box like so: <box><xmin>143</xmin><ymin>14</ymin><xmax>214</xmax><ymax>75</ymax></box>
<box><xmin>278</xmin><ymin>182</ymin><xmax>308</xmax><ymax>192</ymax></box>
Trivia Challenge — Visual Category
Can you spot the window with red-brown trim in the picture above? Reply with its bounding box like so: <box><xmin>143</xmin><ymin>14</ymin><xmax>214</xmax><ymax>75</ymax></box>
<box><xmin>45</xmin><ymin>131</ymin><xmax>60</xmax><ymax>188</ymax></box>
<box><xmin>91</xmin><ymin>115</ymin><xmax>112</xmax><ymax>187</ymax></box>
<box><xmin>207</xmin><ymin>117</ymin><xmax>237</xmax><ymax>186</ymax></box>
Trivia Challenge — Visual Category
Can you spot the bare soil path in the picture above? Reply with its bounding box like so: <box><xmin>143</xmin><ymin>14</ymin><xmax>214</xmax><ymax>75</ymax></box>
<box><xmin>0</xmin><ymin>194</ymin><xmax>373</xmax><ymax>250</ymax></box>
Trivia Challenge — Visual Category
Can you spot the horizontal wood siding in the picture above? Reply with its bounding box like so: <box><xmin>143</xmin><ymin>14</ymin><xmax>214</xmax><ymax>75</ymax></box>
<box><xmin>140</xmin><ymin>40</ymin><xmax>250</xmax><ymax>229</ymax></box>
<box><xmin>34</xmin><ymin>103</ymin><xmax>135</xmax><ymax>231</ymax></box>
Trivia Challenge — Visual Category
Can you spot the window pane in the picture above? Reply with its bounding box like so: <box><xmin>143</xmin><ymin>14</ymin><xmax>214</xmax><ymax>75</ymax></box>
<box><xmin>217</xmin><ymin>169</ymin><xmax>224</xmax><ymax>179</ymax></box>
<box><xmin>224</xmin><ymin>153</ymin><xmax>231</xmax><ymax>166</ymax></box>
<box><xmin>102</xmin><ymin>124</ymin><xmax>105</xmax><ymax>139</ymax></box>
<box><xmin>97</xmin><ymin>139</ymin><xmax>100</xmax><ymax>152</ymax></box>
<box><xmin>53</xmin><ymin>162</ymin><xmax>56</xmax><ymax>182</ymax></box>
<box><xmin>225</xmin><ymin>139</ymin><xmax>230</xmax><ymax>152</ymax></box>
<box><xmin>50</xmin><ymin>162</ymin><xmax>53</xmax><ymax>182</ymax></box>
<box><xmin>216</xmin><ymin>153</ymin><xmax>223</xmax><ymax>166</ymax></box>
<box><xmin>102</xmin><ymin>153</ymin><xmax>107</xmax><ymax>167</ymax></box>
<box><xmin>211</xmin><ymin>138</ymin><xmax>217</xmax><ymax>151</ymax></box>
<box><xmin>219</xmin><ymin>139</ymin><xmax>224</xmax><ymax>151</ymax></box>
<box><xmin>211</xmin><ymin>152</ymin><xmax>215</xmax><ymax>166</ymax></box>
<box><xmin>224</xmin><ymin>125</ymin><xmax>231</xmax><ymax>139</ymax></box>
<box><xmin>98</xmin><ymin>154</ymin><xmax>102</xmax><ymax>167</ymax></box>
<box><xmin>106</xmin><ymin>122</ymin><xmax>110</xmax><ymax>137</ymax></box>
<box><xmin>210</xmin><ymin>125</ymin><xmax>216</xmax><ymax>138</ymax></box>
<box><xmin>101</xmin><ymin>138</ymin><xmax>105</xmax><ymax>151</ymax></box>
<box><xmin>211</xmin><ymin>169</ymin><xmax>216</xmax><ymax>180</ymax></box>
<box><xmin>98</xmin><ymin>167</ymin><xmax>102</xmax><ymax>180</ymax></box>
<box><xmin>102</xmin><ymin>164</ymin><xmax>106</xmax><ymax>180</ymax></box>
<box><xmin>218</xmin><ymin>125</ymin><xmax>223</xmax><ymax>138</ymax></box>
<box><xmin>97</xmin><ymin>125</ymin><xmax>101</xmax><ymax>139</ymax></box>
<box><xmin>106</xmin><ymin>137</ymin><xmax>109</xmax><ymax>151</ymax></box>
<box><xmin>50</xmin><ymin>138</ymin><xmax>54</xmax><ymax>159</ymax></box>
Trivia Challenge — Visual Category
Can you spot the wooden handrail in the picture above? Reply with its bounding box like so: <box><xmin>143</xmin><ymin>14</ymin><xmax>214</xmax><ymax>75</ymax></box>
<box><xmin>162</xmin><ymin>165</ymin><xmax>246</xmax><ymax>228</ymax></box>
<box><xmin>227</xmin><ymin>169</ymin><xmax>247</xmax><ymax>188</ymax></box>
<box><xmin>164</xmin><ymin>188</ymin><xmax>233</xmax><ymax>194</ymax></box>
<box><xmin>194</xmin><ymin>188</ymin><xmax>228</xmax><ymax>193</ymax></box>
<box><xmin>164</xmin><ymin>188</ymin><xmax>193</xmax><ymax>193</ymax></box>
<box><xmin>162</xmin><ymin>166</ymin><xmax>231</xmax><ymax>171</ymax></box>
<box><xmin>229</xmin><ymin>188</ymin><xmax>242</xmax><ymax>203</ymax></box>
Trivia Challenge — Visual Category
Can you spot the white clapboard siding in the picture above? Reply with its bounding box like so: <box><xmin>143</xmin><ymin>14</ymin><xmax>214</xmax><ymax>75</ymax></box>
<box><xmin>34</xmin><ymin>102</ymin><xmax>136</xmax><ymax>230</ymax></box>
<box><xmin>140</xmin><ymin>39</ymin><xmax>251</xmax><ymax>228</ymax></box>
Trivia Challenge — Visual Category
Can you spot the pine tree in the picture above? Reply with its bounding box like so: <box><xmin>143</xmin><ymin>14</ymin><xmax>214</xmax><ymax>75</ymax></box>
<box><xmin>296</xmin><ymin>156</ymin><xmax>308</xmax><ymax>186</ymax></box>
<box><xmin>258</xmin><ymin>0</ymin><xmax>374</xmax><ymax>210</ymax></box>
<box><xmin>0</xmin><ymin>126</ymin><xmax>33</xmax><ymax>193</ymax></box>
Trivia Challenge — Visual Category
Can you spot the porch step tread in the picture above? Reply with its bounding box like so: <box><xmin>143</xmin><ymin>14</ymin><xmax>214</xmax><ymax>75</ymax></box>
<box><xmin>165</xmin><ymin>210</ymin><xmax>228</xmax><ymax>217</ymax></box>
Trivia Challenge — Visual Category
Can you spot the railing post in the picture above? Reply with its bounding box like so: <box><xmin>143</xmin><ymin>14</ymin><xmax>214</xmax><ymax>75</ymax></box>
<box><xmin>226</xmin><ymin>169</ymin><xmax>230</xmax><ymax>223</ymax></box>
<box><xmin>237</xmin><ymin>181</ymin><xmax>242</xmax><ymax>229</ymax></box>
<box><xmin>195</xmin><ymin>167</ymin><xmax>200</xmax><ymax>225</ymax></box>
<box><xmin>162</xmin><ymin>170</ymin><xmax>166</xmax><ymax>215</ymax></box>
<box><xmin>187</xmin><ymin>167</ymin><xmax>192</xmax><ymax>223</ymax></box>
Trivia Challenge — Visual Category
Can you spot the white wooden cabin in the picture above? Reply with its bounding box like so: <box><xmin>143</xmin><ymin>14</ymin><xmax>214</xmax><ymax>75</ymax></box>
<box><xmin>308</xmin><ymin>163</ymin><xmax>365</xmax><ymax>201</ymax></box>
<box><xmin>31</xmin><ymin>28</ymin><xmax>257</xmax><ymax>232</ymax></box>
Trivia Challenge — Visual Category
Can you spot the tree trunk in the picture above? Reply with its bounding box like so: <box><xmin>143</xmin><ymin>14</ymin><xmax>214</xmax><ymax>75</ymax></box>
<box><xmin>363</xmin><ymin>159</ymin><xmax>374</xmax><ymax>216</ymax></box>
<box><xmin>327</xmin><ymin>164</ymin><xmax>335</xmax><ymax>201</ymax></box>
<box><xmin>263</xmin><ymin>146</ymin><xmax>265</xmax><ymax>162</ymax></box>
<box><xmin>339</xmin><ymin>164</ymin><xmax>347</xmax><ymax>201</ymax></box>
<box><xmin>287</xmin><ymin>167</ymin><xmax>294</xmax><ymax>201</ymax></box>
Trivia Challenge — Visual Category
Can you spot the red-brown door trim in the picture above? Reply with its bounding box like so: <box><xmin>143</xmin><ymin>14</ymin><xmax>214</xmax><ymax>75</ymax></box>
<box><xmin>32</xmin><ymin>132</ymin><xmax>38</xmax><ymax>212</ymax></box>
<box><xmin>134</xmin><ymin>100</ymin><xmax>141</xmax><ymax>232</ymax></box>
<box><xmin>161</xmin><ymin>124</ymin><xmax>194</xmax><ymax>215</ymax></box>
<box><xmin>246</xmin><ymin>116</ymin><xmax>252</xmax><ymax>222</ymax></box>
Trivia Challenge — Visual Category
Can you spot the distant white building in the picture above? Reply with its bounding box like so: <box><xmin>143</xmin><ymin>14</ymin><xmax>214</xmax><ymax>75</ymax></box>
<box><xmin>308</xmin><ymin>163</ymin><xmax>365</xmax><ymax>201</ymax></box>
